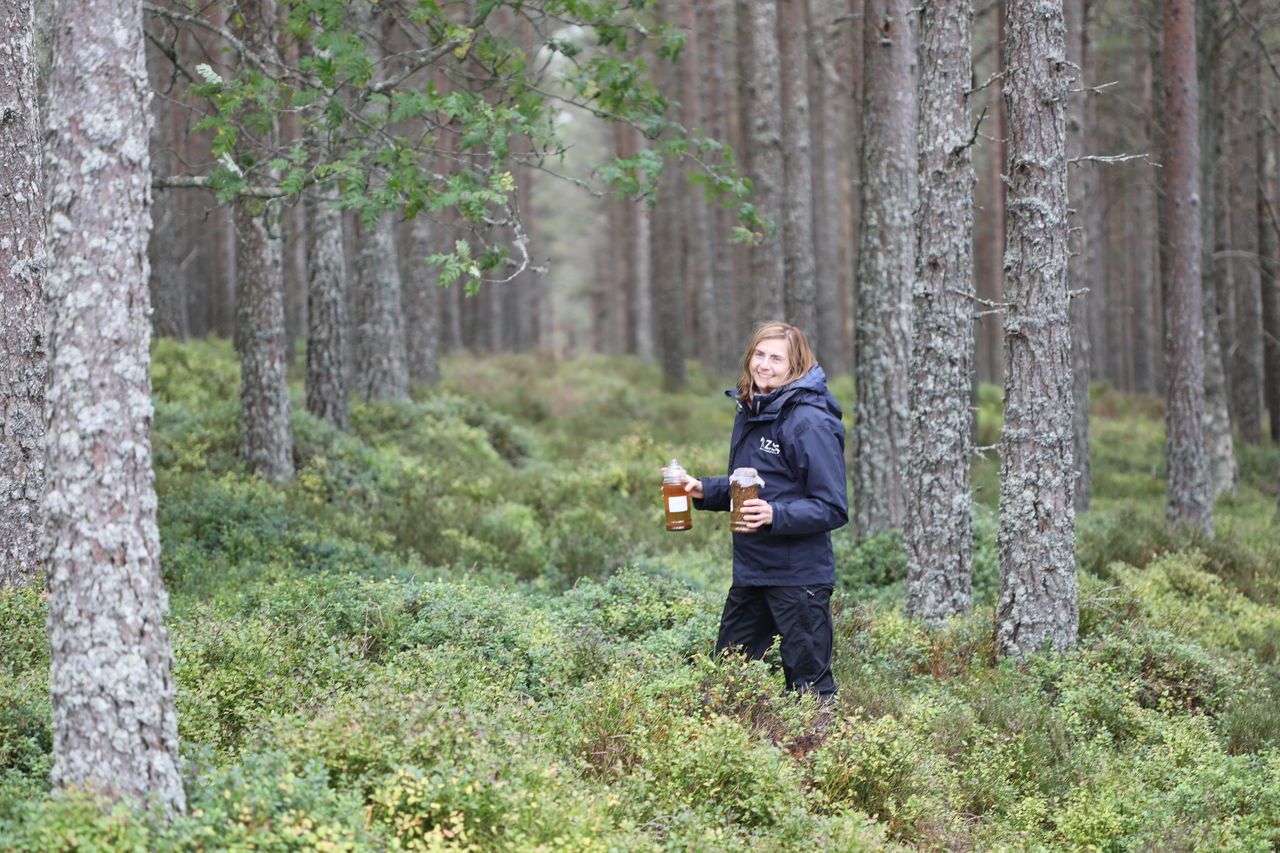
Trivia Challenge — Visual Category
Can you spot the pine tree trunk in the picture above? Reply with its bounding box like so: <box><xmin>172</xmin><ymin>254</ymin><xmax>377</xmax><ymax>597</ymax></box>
<box><xmin>809</xmin><ymin>0</ymin><xmax>843</xmax><ymax>369</ymax></box>
<box><xmin>652</xmin><ymin>29</ymin><xmax>686</xmax><ymax>390</ymax></box>
<box><xmin>853</xmin><ymin>0</ymin><xmax>916</xmax><ymax>537</ymax></box>
<box><xmin>44</xmin><ymin>0</ymin><xmax>185</xmax><ymax>811</ymax></box>
<box><xmin>633</xmin><ymin>163</ymin><xmax>655</xmax><ymax>361</ymax></box>
<box><xmin>233</xmin><ymin>0</ymin><xmax>292</xmax><ymax>480</ymax></box>
<box><xmin>700</xmin><ymin>0</ymin><xmax>739</xmax><ymax>369</ymax></box>
<box><xmin>1227</xmin><ymin>4</ymin><xmax>1264</xmax><ymax>443</ymax></box>
<box><xmin>996</xmin><ymin>0</ymin><xmax>1078</xmax><ymax>659</ymax></box>
<box><xmin>1163</xmin><ymin>0</ymin><xmax>1214</xmax><ymax>534</ymax></box>
<box><xmin>403</xmin><ymin>216</ymin><xmax>442</xmax><ymax>386</ymax></box>
<box><xmin>1197</xmin><ymin>0</ymin><xmax>1238</xmax><ymax>495</ymax></box>
<box><xmin>680</xmin><ymin>0</ymin><xmax>716</xmax><ymax>363</ymax></box>
<box><xmin>0</xmin><ymin>0</ymin><xmax>46</xmax><ymax>589</ymax></box>
<box><xmin>741</xmin><ymin>0</ymin><xmax>786</xmax><ymax>323</ymax></box>
<box><xmin>1264</xmin><ymin>149</ymin><xmax>1280</xmax><ymax>443</ymax></box>
<box><xmin>352</xmin><ymin>211</ymin><xmax>410</xmax><ymax>398</ymax></box>
<box><xmin>779</xmin><ymin>0</ymin><xmax>818</xmax><ymax>342</ymax></box>
<box><xmin>145</xmin><ymin>33</ymin><xmax>188</xmax><ymax>340</ymax></box>
<box><xmin>1064</xmin><ymin>0</ymin><xmax>1092</xmax><ymax>513</ymax></box>
<box><xmin>905</xmin><ymin>0</ymin><xmax>974</xmax><ymax>622</ymax></box>
<box><xmin>1132</xmin><ymin>47</ymin><xmax>1158</xmax><ymax>395</ymax></box>
<box><xmin>974</xmin><ymin>0</ymin><xmax>1006</xmax><ymax>387</ymax></box>
<box><xmin>350</xmin><ymin>2</ymin><xmax>409</xmax><ymax>398</ymax></box>
<box><xmin>305</xmin><ymin>195</ymin><xmax>350</xmax><ymax>430</ymax></box>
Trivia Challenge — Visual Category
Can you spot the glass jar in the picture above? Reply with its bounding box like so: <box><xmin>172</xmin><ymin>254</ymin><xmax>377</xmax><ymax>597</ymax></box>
<box><xmin>662</xmin><ymin>459</ymin><xmax>693</xmax><ymax>532</ymax></box>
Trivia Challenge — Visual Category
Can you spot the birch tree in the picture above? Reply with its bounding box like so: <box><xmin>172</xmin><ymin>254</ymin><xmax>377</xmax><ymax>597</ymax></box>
<box><xmin>853</xmin><ymin>0</ymin><xmax>916</xmax><ymax>537</ymax></box>
<box><xmin>44</xmin><ymin>0</ymin><xmax>185</xmax><ymax>810</ymax></box>
<box><xmin>0</xmin><ymin>0</ymin><xmax>46</xmax><ymax>589</ymax></box>
<box><xmin>996</xmin><ymin>0</ymin><xmax>1079</xmax><ymax>658</ymax></box>
<box><xmin>905</xmin><ymin>0</ymin><xmax>975</xmax><ymax>621</ymax></box>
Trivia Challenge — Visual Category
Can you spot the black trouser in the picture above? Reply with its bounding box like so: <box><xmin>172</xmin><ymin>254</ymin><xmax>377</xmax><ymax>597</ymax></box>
<box><xmin>714</xmin><ymin>584</ymin><xmax>836</xmax><ymax>697</ymax></box>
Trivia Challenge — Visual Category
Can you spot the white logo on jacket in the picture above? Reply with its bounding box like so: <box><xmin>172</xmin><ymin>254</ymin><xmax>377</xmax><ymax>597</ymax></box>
<box><xmin>759</xmin><ymin>437</ymin><xmax>781</xmax><ymax>455</ymax></box>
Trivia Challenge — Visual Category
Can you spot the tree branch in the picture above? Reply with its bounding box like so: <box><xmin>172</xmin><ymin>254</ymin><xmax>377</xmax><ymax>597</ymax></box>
<box><xmin>153</xmin><ymin>175</ymin><xmax>285</xmax><ymax>198</ymax></box>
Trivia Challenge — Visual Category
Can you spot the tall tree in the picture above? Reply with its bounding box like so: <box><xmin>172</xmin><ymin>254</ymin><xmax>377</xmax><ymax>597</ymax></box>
<box><xmin>0</xmin><ymin>0</ymin><xmax>46</xmax><ymax>589</ymax></box>
<box><xmin>1163</xmin><ymin>0</ymin><xmax>1214</xmax><ymax>534</ymax></box>
<box><xmin>145</xmin><ymin>23</ymin><xmax>190</xmax><ymax>340</ymax></box>
<box><xmin>810</xmin><ymin>0</ymin><xmax>846</xmax><ymax>368</ymax></box>
<box><xmin>996</xmin><ymin>0</ymin><xmax>1078</xmax><ymax>658</ymax></box>
<box><xmin>232</xmin><ymin>0</ymin><xmax>293</xmax><ymax>480</ymax></box>
<box><xmin>740</xmin><ymin>0</ymin><xmax>786</xmax><ymax>323</ymax></box>
<box><xmin>350</xmin><ymin>1</ymin><xmax>410</xmax><ymax>400</ymax></box>
<box><xmin>651</xmin><ymin>0</ymin><xmax>686</xmax><ymax>390</ymax></box>
<box><xmin>853</xmin><ymin>0</ymin><xmax>916</xmax><ymax>537</ymax></box>
<box><xmin>1065</xmin><ymin>0</ymin><xmax>1093</xmax><ymax>512</ymax></box>
<box><xmin>305</xmin><ymin>195</ymin><xmax>350</xmax><ymax>431</ymax></box>
<box><xmin>1197</xmin><ymin>0</ymin><xmax>1238</xmax><ymax>496</ymax></box>
<box><xmin>1260</xmin><ymin>99</ymin><xmax>1280</xmax><ymax>444</ymax></box>
<box><xmin>679</xmin><ymin>0</ymin><xmax>716</xmax><ymax>363</ymax></box>
<box><xmin>403</xmin><ymin>216</ymin><xmax>443</xmax><ymax>387</ymax></box>
<box><xmin>779</xmin><ymin>0</ymin><xmax>818</xmax><ymax>342</ymax></box>
<box><xmin>1226</xmin><ymin>0</ymin><xmax>1264</xmax><ymax>444</ymax></box>
<box><xmin>44</xmin><ymin>0</ymin><xmax>185</xmax><ymax>811</ymax></box>
<box><xmin>699</xmin><ymin>0</ymin><xmax>739</xmax><ymax>368</ymax></box>
<box><xmin>700</xmin><ymin>0</ymin><xmax>740</xmax><ymax>369</ymax></box>
<box><xmin>905</xmin><ymin>0</ymin><xmax>975</xmax><ymax>621</ymax></box>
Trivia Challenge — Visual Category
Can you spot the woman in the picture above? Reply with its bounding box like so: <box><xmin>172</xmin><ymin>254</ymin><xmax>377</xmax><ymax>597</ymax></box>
<box><xmin>676</xmin><ymin>322</ymin><xmax>847</xmax><ymax>699</ymax></box>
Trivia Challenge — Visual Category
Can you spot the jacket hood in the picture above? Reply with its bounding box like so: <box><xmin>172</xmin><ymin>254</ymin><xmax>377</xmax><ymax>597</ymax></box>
<box><xmin>729</xmin><ymin>364</ymin><xmax>842</xmax><ymax>422</ymax></box>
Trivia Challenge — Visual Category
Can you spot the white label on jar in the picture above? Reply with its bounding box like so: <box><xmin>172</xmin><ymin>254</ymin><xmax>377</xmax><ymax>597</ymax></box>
<box><xmin>667</xmin><ymin>496</ymin><xmax>689</xmax><ymax>513</ymax></box>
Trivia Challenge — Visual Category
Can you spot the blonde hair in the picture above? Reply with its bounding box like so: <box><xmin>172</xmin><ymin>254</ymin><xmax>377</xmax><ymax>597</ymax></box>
<box><xmin>735</xmin><ymin>322</ymin><xmax>817</xmax><ymax>403</ymax></box>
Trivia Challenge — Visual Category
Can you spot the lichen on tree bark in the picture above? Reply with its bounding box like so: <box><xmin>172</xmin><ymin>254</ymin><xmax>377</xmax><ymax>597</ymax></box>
<box><xmin>44</xmin><ymin>0</ymin><xmax>185</xmax><ymax>812</ymax></box>
<box><xmin>905</xmin><ymin>0</ymin><xmax>975</xmax><ymax>622</ymax></box>
<box><xmin>996</xmin><ymin>0</ymin><xmax>1079</xmax><ymax>659</ymax></box>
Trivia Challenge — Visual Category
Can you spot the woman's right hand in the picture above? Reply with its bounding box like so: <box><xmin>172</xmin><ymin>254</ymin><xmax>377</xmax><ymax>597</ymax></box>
<box><xmin>661</xmin><ymin>467</ymin><xmax>704</xmax><ymax>499</ymax></box>
<box><xmin>683</xmin><ymin>475</ymin><xmax>704</xmax><ymax>499</ymax></box>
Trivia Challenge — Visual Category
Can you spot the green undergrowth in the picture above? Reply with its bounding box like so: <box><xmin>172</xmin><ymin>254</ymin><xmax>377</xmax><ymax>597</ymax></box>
<box><xmin>2</xmin><ymin>342</ymin><xmax>1279</xmax><ymax>849</ymax></box>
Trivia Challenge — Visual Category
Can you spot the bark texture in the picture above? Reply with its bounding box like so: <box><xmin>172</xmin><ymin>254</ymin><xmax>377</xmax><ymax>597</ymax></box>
<box><xmin>905</xmin><ymin>0</ymin><xmax>974</xmax><ymax>622</ymax></box>
<box><xmin>810</xmin><ymin>0</ymin><xmax>845</xmax><ymax>368</ymax></box>
<box><xmin>1064</xmin><ymin>0</ymin><xmax>1091</xmax><ymax>512</ymax></box>
<box><xmin>1196</xmin><ymin>0</ymin><xmax>1238</xmax><ymax>496</ymax></box>
<box><xmin>1226</xmin><ymin>0</ymin><xmax>1263</xmax><ymax>444</ymax></box>
<box><xmin>0</xmin><ymin>0</ymin><xmax>46</xmax><ymax>588</ymax></box>
<box><xmin>352</xmin><ymin>212</ymin><xmax>410</xmax><ymax>399</ymax></box>
<box><xmin>44</xmin><ymin>0</ymin><xmax>185</xmax><ymax>811</ymax></box>
<box><xmin>233</xmin><ymin>0</ymin><xmax>292</xmax><ymax>480</ymax></box>
<box><xmin>742</xmin><ymin>0</ymin><xmax>786</xmax><ymax>323</ymax></box>
<box><xmin>404</xmin><ymin>216</ymin><xmax>442</xmax><ymax>387</ymax></box>
<box><xmin>305</xmin><ymin>196</ymin><xmax>350</xmax><ymax>430</ymax></box>
<box><xmin>699</xmin><ymin>0</ymin><xmax>739</xmax><ymax>368</ymax></box>
<box><xmin>996</xmin><ymin>0</ymin><xmax>1079</xmax><ymax>659</ymax></box>
<box><xmin>351</xmin><ymin>2</ymin><xmax>409</xmax><ymax>399</ymax></box>
<box><xmin>853</xmin><ymin>0</ymin><xmax>916</xmax><ymax>536</ymax></box>
<box><xmin>779</xmin><ymin>0</ymin><xmax>817</xmax><ymax>342</ymax></box>
<box><xmin>1261</xmin><ymin>116</ymin><xmax>1280</xmax><ymax>444</ymax></box>
<box><xmin>1163</xmin><ymin>0</ymin><xmax>1213</xmax><ymax>534</ymax></box>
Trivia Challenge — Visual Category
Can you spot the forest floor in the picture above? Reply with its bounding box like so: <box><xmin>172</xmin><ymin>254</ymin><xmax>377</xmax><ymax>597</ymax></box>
<box><xmin>2</xmin><ymin>338</ymin><xmax>1279</xmax><ymax>850</ymax></box>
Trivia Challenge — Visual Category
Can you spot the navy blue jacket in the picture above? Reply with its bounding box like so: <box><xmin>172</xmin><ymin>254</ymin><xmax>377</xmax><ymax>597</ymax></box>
<box><xmin>695</xmin><ymin>365</ymin><xmax>848</xmax><ymax>586</ymax></box>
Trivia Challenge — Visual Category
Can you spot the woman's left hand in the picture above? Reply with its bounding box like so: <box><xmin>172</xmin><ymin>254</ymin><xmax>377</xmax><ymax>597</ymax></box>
<box><xmin>740</xmin><ymin>498</ymin><xmax>773</xmax><ymax>530</ymax></box>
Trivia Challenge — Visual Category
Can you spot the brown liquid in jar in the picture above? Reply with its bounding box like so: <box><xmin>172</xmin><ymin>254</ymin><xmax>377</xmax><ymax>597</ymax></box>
<box><xmin>730</xmin><ymin>482</ymin><xmax>759</xmax><ymax>533</ymax></box>
<box><xmin>663</xmin><ymin>482</ymin><xmax>693</xmax><ymax>531</ymax></box>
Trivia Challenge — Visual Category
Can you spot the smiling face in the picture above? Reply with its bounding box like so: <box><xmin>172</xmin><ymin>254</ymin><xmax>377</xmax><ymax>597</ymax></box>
<box><xmin>749</xmin><ymin>337</ymin><xmax>792</xmax><ymax>394</ymax></box>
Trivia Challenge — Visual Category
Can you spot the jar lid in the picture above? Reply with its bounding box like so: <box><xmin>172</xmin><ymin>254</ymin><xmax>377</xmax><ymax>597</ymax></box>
<box><xmin>730</xmin><ymin>467</ymin><xmax>764</xmax><ymax>487</ymax></box>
